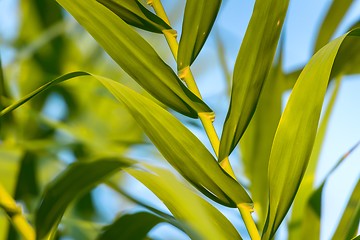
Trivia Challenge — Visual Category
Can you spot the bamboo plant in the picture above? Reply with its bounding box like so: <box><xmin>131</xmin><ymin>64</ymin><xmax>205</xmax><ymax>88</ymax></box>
<box><xmin>0</xmin><ymin>0</ymin><xmax>359</xmax><ymax>239</ymax></box>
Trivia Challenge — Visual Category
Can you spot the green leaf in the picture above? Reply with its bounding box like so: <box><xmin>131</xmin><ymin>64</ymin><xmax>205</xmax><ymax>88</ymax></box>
<box><xmin>219</xmin><ymin>0</ymin><xmax>290</xmax><ymax>161</ymax></box>
<box><xmin>97</xmin><ymin>211</ymin><xmax>165</xmax><ymax>240</ymax></box>
<box><xmin>313</xmin><ymin>0</ymin><xmax>354</xmax><ymax>52</ymax></box>
<box><xmin>0</xmin><ymin>145</ymin><xmax>23</xmax><ymax>240</ymax></box>
<box><xmin>1</xmin><ymin>70</ymin><xmax>251</xmax><ymax>207</ymax></box>
<box><xmin>97</xmin><ymin>76</ymin><xmax>252</xmax><ymax>207</ymax></box>
<box><xmin>288</xmin><ymin>76</ymin><xmax>342</xmax><ymax>240</ymax></box>
<box><xmin>35</xmin><ymin>157</ymin><xmax>135</xmax><ymax>239</ymax></box>
<box><xmin>177</xmin><ymin>0</ymin><xmax>222</xmax><ymax>70</ymax></box>
<box><xmin>262</xmin><ymin>29</ymin><xmax>360</xmax><ymax>240</ymax></box>
<box><xmin>240</xmin><ymin>60</ymin><xmax>285</xmax><ymax>228</ymax></box>
<box><xmin>97</xmin><ymin>0</ymin><xmax>171</xmax><ymax>33</ymax></box>
<box><xmin>332</xmin><ymin>179</ymin><xmax>360</xmax><ymax>239</ymax></box>
<box><xmin>126</xmin><ymin>165</ymin><xmax>242</xmax><ymax>240</ymax></box>
<box><xmin>55</xmin><ymin>0</ymin><xmax>211</xmax><ymax>118</ymax></box>
<box><xmin>299</xmin><ymin>140</ymin><xmax>360</xmax><ymax>239</ymax></box>
<box><xmin>332</xmin><ymin>171</ymin><xmax>360</xmax><ymax>239</ymax></box>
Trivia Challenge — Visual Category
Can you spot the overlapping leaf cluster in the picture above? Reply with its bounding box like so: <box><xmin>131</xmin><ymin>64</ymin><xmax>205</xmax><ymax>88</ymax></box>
<box><xmin>0</xmin><ymin>0</ymin><xmax>359</xmax><ymax>239</ymax></box>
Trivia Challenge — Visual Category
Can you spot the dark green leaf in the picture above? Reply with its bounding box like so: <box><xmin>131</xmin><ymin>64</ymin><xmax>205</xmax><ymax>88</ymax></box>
<box><xmin>219</xmin><ymin>0</ymin><xmax>290</xmax><ymax>161</ymax></box>
<box><xmin>262</xmin><ymin>30</ymin><xmax>360</xmax><ymax>240</ymax></box>
<box><xmin>55</xmin><ymin>0</ymin><xmax>211</xmax><ymax>118</ymax></box>
<box><xmin>35</xmin><ymin>157</ymin><xmax>135</xmax><ymax>239</ymax></box>
<box><xmin>97</xmin><ymin>212</ymin><xmax>165</xmax><ymax>240</ymax></box>
<box><xmin>178</xmin><ymin>0</ymin><xmax>222</xmax><ymax>70</ymax></box>
<box><xmin>97</xmin><ymin>0</ymin><xmax>171</xmax><ymax>33</ymax></box>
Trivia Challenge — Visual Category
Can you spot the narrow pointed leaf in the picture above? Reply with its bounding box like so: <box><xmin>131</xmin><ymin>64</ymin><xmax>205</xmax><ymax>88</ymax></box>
<box><xmin>97</xmin><ymin>0</ymin><xmax>171</xmax><ymax>33</ymax></box>
<box><xmin>127</xmin><ymin>165</ymin><xmax>242</xmax><ymax>240</ymax></box>
<box><xmin>177</xmin><ymin>0</ymin><xmax>222</xmax><ymax>70</ymax></box>
<box><xmin>0</xmin><ymin>71</ymin><xmax>251</xmax><ymax>206</ymax></box>
<box><xmin>288</xmin><ymin>77</ymin><xmax>342</xmax><ymax>240</ymax></box>
<box><xmin>262</xmin><ymin>30</ymin><xmax>360</xmax><ymax>240</ymax></box>
<box><xmin>219</xmin><ymin>0</ymin><xmax>290</xmax><ymax>161</ymax></box>
<box><xmin>300</xmin><ymin>140</ymin><xmax>360</xmax><ymax>239</ymax></box>
<box><xmin>55</xmin><ymin>0</ymin><xmax>211</xmax><ymax>118</ymax></box>
<box><xmin>240</xmin><ymin>61</ymin><xmax>285</xmax><ymax>228</ymax></box>
<box><xmin>97</xmin><ymin>212</ymin><xmax>165</xmax><ymax>240</ymax></box>
<box><xmin>332</xmin><ymin>179</ymin><xmax>360</xmax><ymax>239</ymax></box>
<box><xmin>35</xmin><ymin>157</ymin><xmax>135</xmax><ymax>239</ymax></box>
<box><xmin>313</xmin><ymin>0</ymin><xmax>354</xmax><ymax>52</ymax></box>
<box><xmin>97</xmin><ymin>76</ymin><xmax>252</xmax><ymax>207</ymax></box>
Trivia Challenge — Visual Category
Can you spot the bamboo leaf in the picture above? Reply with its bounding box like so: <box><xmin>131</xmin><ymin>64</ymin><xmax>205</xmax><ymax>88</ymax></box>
<box><xmin>288</xmin><ymin>76</ymin><xmax>342</xmax><ymax>240</ymax></box>
<box><xmin>97</xmin><ymin>76</ymin><xmax>252</xmax><ymax>207</ymax></box>
<box><xmin>97</xmin><ymin>212</ymin><xmax>165</xmax><ymax>240</ymax></box>
<box><xmin>219</xmin><ymin>0</ymin><xmax>290</xmax><ymax>161</ymax></box>
<box><xmin>35</xmin><ymin>157</ymin><xmax>135</xmax><ymax>239</ymax></box>
<box><xmin>55</xmin><ymin>0</ymin><xmax>211</xmax><ymax>118</ymax></box>
<box><xmin>240</xmin><ymin>60</ymin><xmax>285</xmax><ymax>228</ymax></box>
<box><xmin>97</xmin><ymin>0</ymin><xmax>171</xmax><ymax>33</ymax></box>
<box><xmin>332</xmin><ymin>179</ymin><xmax>360</xmax><ymax>239</ymax></box>
<box><xmin>177</xmin><ymin>0</ymin><xmax>222</xmax><ymax>70</ymax></box>
<box><xmin>300</xmin><ymin>140</ymin><xmax>360</xmax><ymax>239</ymax></box>
<box><xmin>126</xmin><ymin>165</ymin><xmax>242</xmax><ymax>240</ymax></box>
<box><xmin>1</xmin><ymin>71</ymin><xmax>250</xmax><ymax>207</ymax></box>
<box><xmin>262</xmin><ymin>29</ymin><xmax>360</xmax><ymax>240</ymax></box>
<box><xmin>313</xmin><ymin>0</ymin><xmax>354</xmax><ymax>52</ymax></box>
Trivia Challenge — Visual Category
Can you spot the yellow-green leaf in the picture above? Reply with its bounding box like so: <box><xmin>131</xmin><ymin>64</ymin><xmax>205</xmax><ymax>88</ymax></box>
<box><xmin>55</xmin><ymin>0</ymin><xmax>211</xmax><ymax>118</ymax></box>
<box><xmin>0</xmin><ymin>71</ymin><xmax>251</xmax><ymax>207</ymax></box>
<box><xmin>332</xmin><ymin>178</ymin><xmax>360</xmax><ymax>239</ymax></box>
<box><xmin>126</xmin><ymin>165</ymin><xmax>242</xmax><ymax>240</ymax></box>
<box><xmin>219</xmin><ymin>0</ymin><xmax>289</xmax><ymax>161</ymax></box>
<box><xmin>97</xmin><ymin>0</ymin><xmax>171</xmax><ymax>33</ymax></box>
<box><xmin>97</xmin><ymin>76</ymin><xmax>252</xmax><ymax>207</ymax></box>
<box><xmin>262</xmin><ymin>29</ymin><xmax>360</xmax><ymax>240</ymax></box>
<box><xmin>240</xmin><ymin>61</ymin><xmax>285</xmax><ymax>228</ymax></box>
<box><xmin>177</xmin><ymin>0</ymin><xmax>222</xmax><ymax>70</ymax></box>
<box><xmin>288</xmin><ymin>76</ymin><xmax>342</xmax><ymax>240</ymax></box>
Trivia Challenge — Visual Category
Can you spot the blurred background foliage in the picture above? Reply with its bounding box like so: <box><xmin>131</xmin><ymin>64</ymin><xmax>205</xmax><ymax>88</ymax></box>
<box><xmin>0</xmin><ymin>0</ymin><xmax>359</xmax><ymax>239</ymax></box>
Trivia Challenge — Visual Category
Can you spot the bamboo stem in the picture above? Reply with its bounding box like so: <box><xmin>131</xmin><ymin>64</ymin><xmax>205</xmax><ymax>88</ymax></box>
<box><xmin>149</xmin><ymin>0</ymin><xmax>236</xmax><ymax>179</ymax></box>
<box><xmin>238</xmin><ymin>203</ymin><xmax>261</xmax><ymax>240</ymax></box>
<box><xmin>149</xmin><ymin>1</ymin><xmax>260</xmax><ymax>238</ymax></box>
<box><xmin>0</xmin><ymin>183</ymin><xmax>35</xmax><ymax>240</ymax></box>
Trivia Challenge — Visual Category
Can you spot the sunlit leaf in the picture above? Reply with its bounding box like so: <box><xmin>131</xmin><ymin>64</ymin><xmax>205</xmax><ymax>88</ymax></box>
<box><xmin>35</xmin><ymin>157</ymin><xmax>135</xmax><ymax>239</ymax></box>
<box><xmin>127</xmin><ymin>165</ymin><xmax>242</xmax><ymax>240</ymax></box>
<box><xmin>313</xmin><ymin>0</ymin><xmax>354</xmax><ymax>52</ymax></box>
<box><xmin>55</xmin><ymin>0</ymin><xmax>211</xmax><ymax>118</ymax></box>
<box><xmin>97</xmin><ymin>0</ymin><xmax>171</xmax><ymax>33</ymax></box>
<box><xmin>97</xmin><ymin>76</ymin><xmax>252</xmax><ymax>207</ymax></box>
<box><xmin>177</xmin><ymin>0</ymin><xmax>222</xmax><ymax>70</ymax></box>
<box><xmin>288</xmin><ymin>76</ymin><xmax>342</xmax><ymax>240</ymax></box>
<box><xmin>219</xmin><ymin>0</ymin><xmax>290</xmax><ymax>161</ymax></box>
<box><xmin>97</xmin><ymin>211</ymin><xmax>165</xmax><ymax>240</ymax></box>
<box><xmin>0</xmin><ymin>70</ymin><xmax>250</xmax><ymax>207</ymax></box>
<box><xmin>262</xmin><ymin>29</ymin><xmax>360</xmax><ymax>240</ymax></box>
<box><xmin>240</xmin><ymin>60</ymin><xmax>285</xmax><ymax>228</ymax></box>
